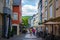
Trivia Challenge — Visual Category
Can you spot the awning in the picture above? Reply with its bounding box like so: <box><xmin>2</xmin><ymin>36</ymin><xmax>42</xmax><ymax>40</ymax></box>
<box><xmin>42</xmin><ymin>17</ymin><xmax>60</xmax><ymax>24</ymax></box>
<box><xmin>45</xmin><ymin>22</ymin><xmax>60</xmax><ymax>25</ymax></box>
<box><xmin>46</xmin><ymin>17</ymin><xmax>60</xmax><ymax>22</ymax></box>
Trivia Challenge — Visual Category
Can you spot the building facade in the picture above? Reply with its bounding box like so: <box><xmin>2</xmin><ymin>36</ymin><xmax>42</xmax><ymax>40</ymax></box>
<box><xmin>28</xmin><ymin>17</ymin><xmax>31</xmax><ymax>27</ymax></box>
<box><xmin>0</xmin><ymin>0</ymin><xmax>4</xmax><ymax>37</ymax></box>
<box><xmin>28</xmin><ymin>13</ymin><xmax>40</xmax><ymax>28</ymax></box>
<box><xmin>3</xmin><ymin>0</ymin><xmax>13</xmax><ymax>38</ymax></box>
<box><xmin>42</xmin><ymin>0</ymin><xmax>46</xmax><ymax>22</ymax></box>
<box><xmin>30</xmin><ymin>17</ymin><xmax>34</xmax><ymax>27</ymax></box>
<box><xmin>33</xmin><ymin>13</ymin><xmax>40</xmax><ymax>27</ymax></box>
<box><xmin>56</xmin><ymin>0</ymin><xmax>60</xmax><ymax>17</ymax></box>
<box><xmin>40</xmin><ymin>0</ymin><xmax>60</xmax><ymax>38</ymax></box>
<box><xmin>38</xmin><ymin>0</ymin><xmax>42</xmax><ymax>24</ymax></box>
<box><xmin>38</xmin><ymin>0</ymin><xmax>60</xmax><ymax>39</ymax></box>
<box><xmin>28</xmin><ymin>16</ymin><xmax>35</xmax><ymax>27</ymax></box>
<box><xmin>12</xmin><ymin>0</ymin><xmax>22</xmax><ymax>35</ymax></box>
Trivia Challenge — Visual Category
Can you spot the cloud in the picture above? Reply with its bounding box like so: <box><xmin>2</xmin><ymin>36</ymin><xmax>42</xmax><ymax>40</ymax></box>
<box><xmin>22</xmin><ymin>0</ymin><xmax>39</xmax><ymax>16</ymax></box>
<box><xmin>22</xmin><ymin>0</ymin><xmax>39</xmax><ymax>5</ymax></box>
<box><xmin>22</xmin><ymin>5</ymin><xmax>38</xmax><ymax>16</ymax></box>
<box><xmin>22</xmin><ymin>0</ymin><xmax>37</xmax><ymax>3</ymax></box>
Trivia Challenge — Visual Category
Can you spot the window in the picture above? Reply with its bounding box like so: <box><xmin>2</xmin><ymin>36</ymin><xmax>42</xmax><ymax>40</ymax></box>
<box><xmin>6</xmin><ymin>0</ymin><xmax>10</xmax><ymax>7</ymax></box>
<box><xmin>6</xmin><ymin>0</ymin><xmax>9</xmax><ymax>5</ymax></box>
<box><xmin>45</xmin><ymin>11</ymin><xmax>47</xmax><ymax>20</ymax></box>
<box><xmin>56</xmin><ymin>0</ymin><xmax>58</xmax><ymax>9</ymax></box>
<box><xmin>13</xmin><ymin>12</ymin><xmax>18</xmax><ymax>20</ymax></box>
<box><xmin>45</xmin><ymin>0</ymin><xmax>48</xmax><ymax>6</ymax></box>
<box><xmin>49</xmin><ymin>5</ymin><xmax>53</xmax><ymax>18</ymax></box>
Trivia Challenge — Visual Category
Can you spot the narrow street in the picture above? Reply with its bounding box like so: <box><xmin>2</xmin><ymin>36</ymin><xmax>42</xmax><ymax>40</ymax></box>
<box><xmin>9</xmin><ymin>34</ymin><xmax>44</xmax><ymax>40</ymax></box>
<box><xmin>23</xmin><ymin>34</ymin><xmax>43</xmax><ymax>40</ymax></box>
<box><xmin>1</xmin><ymin>34</ymin><xmax>44</xmax><ymax>40</ymax></box>
<box><xmin>0</xmin><ymin>0</ymin><xmax>60</xmax><ymax>40</ymax></box>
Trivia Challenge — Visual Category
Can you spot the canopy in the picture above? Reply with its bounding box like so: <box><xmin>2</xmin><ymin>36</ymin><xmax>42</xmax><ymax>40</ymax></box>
<box><xmin>45</xmin><ymin>22</ymin><xmax>60</xmax><ymax>25</ymax></box>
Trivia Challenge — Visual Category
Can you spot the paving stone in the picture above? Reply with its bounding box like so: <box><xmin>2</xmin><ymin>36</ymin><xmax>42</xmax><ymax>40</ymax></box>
<box><xmin>0</xmin><ymin>34</ymin><xmax>44</xmax><ymax>40</ymax></box>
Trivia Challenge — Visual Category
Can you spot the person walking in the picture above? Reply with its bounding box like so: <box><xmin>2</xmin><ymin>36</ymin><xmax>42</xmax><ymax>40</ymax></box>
<box><xmin>32</xmin><ymin>28</ymin><xmax>36</xmax><ymax>35</ymax></box>
<box><xmin>29</xmin><ymin>28</ymin><xmax>32</xmax><ymax>36</ymax></box>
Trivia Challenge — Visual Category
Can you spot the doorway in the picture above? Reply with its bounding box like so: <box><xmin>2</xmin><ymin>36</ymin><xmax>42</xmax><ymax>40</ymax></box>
<box><xmin>12</xmin><ymin>26</ymin><xmax>17</xmax><ymax>35</ymax></box>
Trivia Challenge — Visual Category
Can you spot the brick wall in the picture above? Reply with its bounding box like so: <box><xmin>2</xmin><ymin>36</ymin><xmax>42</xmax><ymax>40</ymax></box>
<box><xmin>12</xmin><ymin>6</ymin><xmax>21</xmax><ymax>24</ymax></box>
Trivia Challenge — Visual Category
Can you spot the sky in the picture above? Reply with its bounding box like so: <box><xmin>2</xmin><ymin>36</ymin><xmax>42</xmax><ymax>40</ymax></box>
<box><xmin>22</xmin><ymin>0</ymin><xmax>39</xmax><ymax>16</ymax></box>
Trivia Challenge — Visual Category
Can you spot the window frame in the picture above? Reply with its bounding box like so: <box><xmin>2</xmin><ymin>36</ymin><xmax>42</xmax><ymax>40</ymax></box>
<box><xmin>49</xmin><ymin>5</ymin><xmax>53</xmax><ymax>18</ymax></box>
<box><xmin>13</xmin><ymin>12</ymin><xmax>18</xmax><ymax>20</ymax></box>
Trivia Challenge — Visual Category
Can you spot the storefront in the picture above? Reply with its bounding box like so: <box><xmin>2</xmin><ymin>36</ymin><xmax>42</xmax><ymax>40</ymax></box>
<box><xmin>45</xmin><ymin>22</ymin><xmax>60</xmax><ymax>36</ymax></box>
<box><xmin>44</xmin><ymin>17</ymin><xmax>60</xmax><ymax>39</ymax></box>
<box><xmin>3</xmin><ymin>7</ymin><xmax>12</xmax><ymax>38</ymax></box>
<box><xmin>2</xmin><ymin>14</ymin><xmax>11</xmax><ymax>38</ymax></box>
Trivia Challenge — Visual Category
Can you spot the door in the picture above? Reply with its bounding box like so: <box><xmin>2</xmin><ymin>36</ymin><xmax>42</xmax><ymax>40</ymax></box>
<box><xmin>12</xmin><ymin>26</ymin><xmax>17</xmax><ymax>34</ymax></box>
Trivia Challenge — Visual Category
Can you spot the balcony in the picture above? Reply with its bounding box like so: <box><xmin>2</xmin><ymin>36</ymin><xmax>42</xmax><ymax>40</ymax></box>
<box><xmin>3</xmin><ymin>7</ymin><xmax>12</xmax><ymax>15</ymax></box>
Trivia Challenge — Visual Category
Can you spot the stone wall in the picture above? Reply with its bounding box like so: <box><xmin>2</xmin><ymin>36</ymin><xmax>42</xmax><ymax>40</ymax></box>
<box><xmin>0</xmin><ymin>0</ymin><xmax>4</xmax><ymax>13</ymax></box>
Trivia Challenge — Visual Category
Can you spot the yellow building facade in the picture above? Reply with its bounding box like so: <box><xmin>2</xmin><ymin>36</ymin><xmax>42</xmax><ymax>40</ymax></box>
<box><xmin>42</xmin><ymin>0</ymin><xmax>60</xmax><ymax>37</ymax></box>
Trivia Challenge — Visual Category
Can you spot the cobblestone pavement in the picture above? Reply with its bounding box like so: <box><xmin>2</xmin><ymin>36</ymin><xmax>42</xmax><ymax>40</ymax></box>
<box><xmin>0</xmin><ymin>34</ymin><xmax>44</xmax><ymax>40</ymax></box>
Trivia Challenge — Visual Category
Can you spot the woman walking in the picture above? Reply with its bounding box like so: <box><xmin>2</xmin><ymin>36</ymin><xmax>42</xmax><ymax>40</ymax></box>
<box><xmin>32</xmin><ymin>28</ymin><xmax>36</xmax><ymax>35</ymax></box>
<box><xmin>29</xmin><ymin>28</ymin><xmax>32</xmax><ymax>36</ymax></box>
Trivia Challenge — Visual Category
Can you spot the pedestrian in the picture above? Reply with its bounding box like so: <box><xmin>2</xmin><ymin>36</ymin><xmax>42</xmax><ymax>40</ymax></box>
<box><xmin>32</xmin><ymin>28</ymin><xmax>36</xmax><ymax>35</ymax></box>
<box><xmin>27</xmin><ymin>29</ymin><xmax>30</xmax><ymax>34</ymax></box>
<box><xmin>29</xmin><ymin>28</ymin><xmax>32</xmax><ymax>36</ymax></box>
